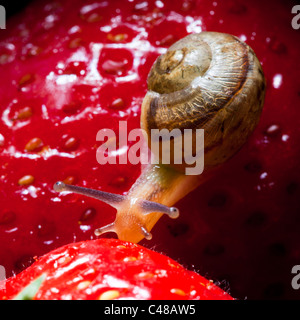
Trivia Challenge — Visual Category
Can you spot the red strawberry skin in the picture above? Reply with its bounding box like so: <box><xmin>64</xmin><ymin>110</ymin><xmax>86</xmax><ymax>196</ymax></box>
<box><xmin>0</xmin><ymin>0</ymin><xmax>299</xmax><ymax>300</ymax></box>
<box><xmin>0</xmin><ymin>238</ymin><xmax>232</xmax><ymax>300</ymax></box>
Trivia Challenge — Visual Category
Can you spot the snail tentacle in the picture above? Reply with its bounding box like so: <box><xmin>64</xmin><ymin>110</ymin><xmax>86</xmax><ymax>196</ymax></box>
<box><xmin>53</xmin><ymin>181</ymin><xmax>125</xmax><ymax>210</ymax></box>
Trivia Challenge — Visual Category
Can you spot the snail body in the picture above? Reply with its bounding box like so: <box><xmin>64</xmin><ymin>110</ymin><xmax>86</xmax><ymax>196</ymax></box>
<box><xmin>54</xmin><ymin>32</ymin><xmax>266</xmax><ymax>243</ymax></box>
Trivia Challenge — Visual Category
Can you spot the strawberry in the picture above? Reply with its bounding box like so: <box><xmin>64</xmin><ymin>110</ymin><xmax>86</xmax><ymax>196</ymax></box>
<box><xmin>0</xmin><ymin>238</ymin><xmax>233</xmax><ymax>300</ymax></box>
<box><xmin>0</xmin><ymin>0</ymin><xmax>299</xmax><ymax>300</ymax></box>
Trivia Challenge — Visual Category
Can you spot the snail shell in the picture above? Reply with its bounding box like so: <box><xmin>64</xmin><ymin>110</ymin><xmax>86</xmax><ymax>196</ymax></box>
<box><xmin>141</xmin><ymin>32</ymin><xmax>266</xmax><ymax>170</ymax></box>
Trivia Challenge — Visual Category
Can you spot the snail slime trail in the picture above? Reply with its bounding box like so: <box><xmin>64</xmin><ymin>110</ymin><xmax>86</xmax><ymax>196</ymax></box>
<box><xmin>54</xmin><ymin>32</ymin><xmax>266</xmax><ymax>243</ymax></box>
<box><xmin>95</xmin><ymin>121</ymin><xmax>205</xmax><ymax>175</ymax></box>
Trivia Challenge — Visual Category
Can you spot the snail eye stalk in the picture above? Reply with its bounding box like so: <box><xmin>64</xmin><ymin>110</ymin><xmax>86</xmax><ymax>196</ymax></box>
<box><xmin>53</xmin><ymin>181</ymin><xmax>125</xmax><ymax>209</ymax></box>
<box><xmin>53</xmin><ymin>181</ymin><xmax>179</xmax><ymax>239</ymax></box>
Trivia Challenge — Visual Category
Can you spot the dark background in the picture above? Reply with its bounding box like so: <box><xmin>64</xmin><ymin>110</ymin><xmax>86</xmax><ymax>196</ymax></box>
<box><xmin>1</xmin><ymin>0</ymin><xmax>32</xmax><ymax>18</ymax></box>
<box><xmin>1</xmin><ymin>0</ymin><xmax>299</xmax><ymax>18</ymax></box>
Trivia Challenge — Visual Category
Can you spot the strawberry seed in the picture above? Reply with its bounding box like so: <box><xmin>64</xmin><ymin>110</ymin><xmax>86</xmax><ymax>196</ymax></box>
<box><xmin>18</xmin><ymin>175</ymin><xmax>35</xmax><ymax>186</ymax></box>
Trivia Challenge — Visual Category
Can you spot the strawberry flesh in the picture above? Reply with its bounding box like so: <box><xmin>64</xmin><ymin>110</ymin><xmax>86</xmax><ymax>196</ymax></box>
<box><xmin>0</xmin><ymin>238</ymin><xmax>233</xmax><ymax>300</ymax></box>
<box><xmin>0</xmin><ymin>0</ymin><xmax>299</xmax><ymax>300</ymax></box>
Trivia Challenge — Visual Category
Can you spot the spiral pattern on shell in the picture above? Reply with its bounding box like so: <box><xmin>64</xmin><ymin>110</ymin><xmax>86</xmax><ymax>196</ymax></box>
<box><xmin>141</xmin><ymin>32</ymin><xmax>266</xmax><ymax>170</ymax></box>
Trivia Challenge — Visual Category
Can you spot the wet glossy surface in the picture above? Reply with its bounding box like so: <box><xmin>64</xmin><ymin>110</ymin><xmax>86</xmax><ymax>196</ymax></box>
<box><xmin>0</xmin><ymin>0</ymin><xmax>299</xmax><ymax>299</ymax></box>
<box><xmin>1</xmin><ymin>239</ymin><xmax>232</xmax><ymax>300</ymax></box>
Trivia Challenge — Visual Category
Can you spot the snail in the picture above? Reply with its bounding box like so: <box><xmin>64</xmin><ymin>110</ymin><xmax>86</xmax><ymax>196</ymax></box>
<box><xmin>54</xmin><ymin>32</ymin><xmax>266</xmax><ymax>243</ymax></box>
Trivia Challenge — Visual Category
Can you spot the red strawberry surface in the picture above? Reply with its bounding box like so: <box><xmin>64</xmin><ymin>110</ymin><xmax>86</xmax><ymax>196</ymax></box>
<box><xmin>0</xmin><ymin>238</ymin><xmax>232</xmax><ymax>300</ymax></box>
<box><xmin>0</xmin><ymin>0</ymin><xmax>299</xmax><ymax>300</ymax></box>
